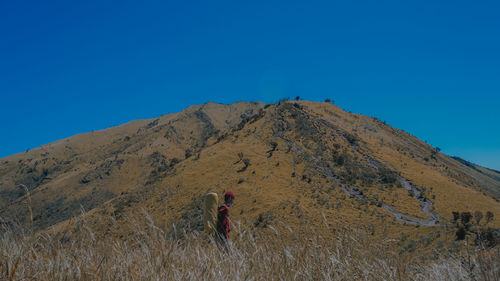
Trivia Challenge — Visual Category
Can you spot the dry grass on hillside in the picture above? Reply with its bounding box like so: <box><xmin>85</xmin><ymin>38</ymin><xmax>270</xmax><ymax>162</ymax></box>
<box><xmin>2</xmin><ymin>213</ymin><xmax>499</xmax><ymax>281</ymax></box>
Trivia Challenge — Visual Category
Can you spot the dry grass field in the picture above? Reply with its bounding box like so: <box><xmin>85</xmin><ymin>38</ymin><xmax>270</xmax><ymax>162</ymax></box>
<box><xmin>2</xmin><ymin>213</ymin><xmax>500</xmax><ymax>281</ymax></box>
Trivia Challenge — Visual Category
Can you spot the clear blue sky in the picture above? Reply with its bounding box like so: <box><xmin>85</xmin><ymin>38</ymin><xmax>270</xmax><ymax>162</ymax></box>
<box><xmin>1</xmin><ymin>0</ymin><xmax>499</xmax><ymax>170</ymax></box>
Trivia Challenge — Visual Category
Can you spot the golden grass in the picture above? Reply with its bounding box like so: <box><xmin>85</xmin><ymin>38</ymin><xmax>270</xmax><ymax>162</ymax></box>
<box><xmin>2</xmin><ymin>212</ymin><xmax>500</xmax><ymax>281</ymax></box>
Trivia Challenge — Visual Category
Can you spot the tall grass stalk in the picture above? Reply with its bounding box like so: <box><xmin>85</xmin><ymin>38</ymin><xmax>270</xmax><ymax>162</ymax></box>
<box><xmin>1</xmin><ymin>213</ymin><xmax>499</xmax><ymax>281</ymax></box>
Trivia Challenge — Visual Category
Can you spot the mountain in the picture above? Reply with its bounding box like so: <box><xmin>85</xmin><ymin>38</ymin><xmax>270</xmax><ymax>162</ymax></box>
<box><xmin>1</xmin><ymin>100</ymin><xmax>499</xmax><ymax>242</ymax></box>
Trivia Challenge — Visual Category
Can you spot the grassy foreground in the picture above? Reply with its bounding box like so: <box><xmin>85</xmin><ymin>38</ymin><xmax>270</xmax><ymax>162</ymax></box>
<box><xmin>1</xmin><ymin>214</ymin><xmax>499</xmax><ymax>281</ymax></box>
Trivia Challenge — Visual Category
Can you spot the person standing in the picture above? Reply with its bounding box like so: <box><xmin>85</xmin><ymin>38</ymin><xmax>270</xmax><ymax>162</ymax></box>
<box><xmin>217</xmin><ymin>190</ymin><xmax>234</xmax><ymax>241</ymax></box>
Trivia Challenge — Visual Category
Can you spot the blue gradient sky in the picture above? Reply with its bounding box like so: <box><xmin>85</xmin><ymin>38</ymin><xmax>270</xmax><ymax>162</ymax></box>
<box><xmin>1</xmin><ymin>0</ymin><xmax>499</xmax><ymax>169</ymax></box>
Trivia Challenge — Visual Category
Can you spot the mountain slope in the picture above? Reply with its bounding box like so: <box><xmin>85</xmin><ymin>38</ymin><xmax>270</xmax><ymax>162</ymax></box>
<box><xmin>0</xmin><ymin>101</ymin><xmax>499</xmax><ymax>242</ymax></box>
<box><xmin>452</xmin><ymin>156</ymin><xmax>500</xmax><ymax>190</ymax></box>
<box><xmin>0</xmin><ymin>101</ymin><xmax>264</xmax><ymax>229</ymax></box>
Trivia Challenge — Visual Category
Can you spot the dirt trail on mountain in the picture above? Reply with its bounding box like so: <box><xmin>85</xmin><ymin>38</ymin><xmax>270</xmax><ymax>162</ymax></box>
<box><xmin>271</xmin><ymin>104</ymin><xmax>442</xmax><ymax>227</ymax></box>
<box><xmin>340</xmin><ymin>178</ymin><xmax>441</xmax><ymax>226</ymax></box>
<box><xmin>285</xmin><ymin>140</ymin><xmax>442</xmax><ymax>227</ymax></box>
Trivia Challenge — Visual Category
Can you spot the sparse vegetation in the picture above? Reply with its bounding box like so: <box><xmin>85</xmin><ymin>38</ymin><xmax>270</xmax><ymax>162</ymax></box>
<box><xmin>266</xmin><ymin>142</ymin><xmax>278</xmax><ymax>158</ymax></box>
<box><xmin>237</xmin><ymin>158</ymin><xmax>250</xmax><ymax>173</ymax></box>
<box><xmin>452</xmin><ymin>210</ymin><xmax>500</xmax><ymax>248</ymax></box>
<box><xmin>378</xmin><ymin>168</ymin><xmax>398</xmax><ymax>185</ymax></box>
<box><xmin>146</xmin><ymin>153</ymin><xmax>180</xmax><ymax>185</ymax></box>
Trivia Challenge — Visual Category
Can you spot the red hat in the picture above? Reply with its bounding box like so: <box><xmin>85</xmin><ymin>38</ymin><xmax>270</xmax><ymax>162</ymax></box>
<box><xmin>224</xmin><ymin>190</ymin><xmax>235</xmax><ymax>202</ymax></box>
